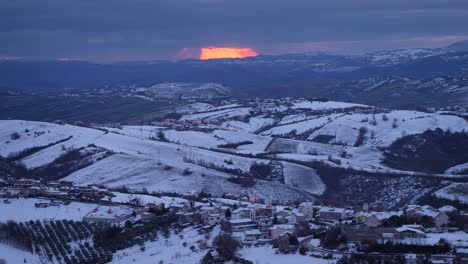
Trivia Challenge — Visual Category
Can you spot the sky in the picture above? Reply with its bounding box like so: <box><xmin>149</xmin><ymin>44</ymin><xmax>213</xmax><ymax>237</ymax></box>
<box><xmin>1</xmin><ymin>0</ymin><xmax>468</xmax><ymax>61</ymax></box>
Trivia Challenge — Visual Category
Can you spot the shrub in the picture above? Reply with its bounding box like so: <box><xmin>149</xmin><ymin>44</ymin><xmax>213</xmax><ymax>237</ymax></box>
<box><xmin>10</xmin><ymin>132</ymin><xmax>20</xmax><ymax>140</ymax></box>
<box><xmin>182</xmin><ymin>168</ymin><xmax>192</xmax><ymax>175</ymax></box>
<box><xmin>299</xmin><ymin>246</ymin><xmax>308</xmax><ymax>255</ymax></box>
<box><xmin>213</xmin><ymin>233</ymin><xmax>240</xmax><ymax>260</ymax></box>
<box><xmin>249</xmin><ymin>162</ymin><xmax>273</xmax><ymax>180</ymax></box>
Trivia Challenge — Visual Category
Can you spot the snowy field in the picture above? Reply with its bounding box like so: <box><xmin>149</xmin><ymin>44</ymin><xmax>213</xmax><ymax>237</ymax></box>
<box><xmin>240</xmin><ymin>246</ymin><xmax>336</xmax><ymax>264</ymax></box>
<box><xmin>0</xmin><ymin>198</ymin><xmax>97</xmax><ymax>222</ymax></box>
<box><xmin>307</xmin><ymin>111</ymin><xmax>467</xmax><ymax>147</ymax></box>
<box><xmin>433</xmin><ymin>183</ymin><xmax>468</xmax><ymax>204</ymax></box>
<box><xmin>111</xmin><ymin>226</ymin><xmax>219</xmax><ymax>264</ymax></box>
<box><xmin>180</xmin><ymin>107</ymin><xmax>251</xmax><ymax>121</ymax></box>
<box><xmin>0</xmin><ymin>243</ymin><xmax>41</xmax><ymax>264</ymax></box>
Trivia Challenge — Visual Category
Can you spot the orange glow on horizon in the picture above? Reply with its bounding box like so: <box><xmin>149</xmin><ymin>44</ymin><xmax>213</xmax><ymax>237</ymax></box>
<box><xmin>200</xmin><ymin>47</ymin><xmax>257</xmax><ymax>60</ymax></box>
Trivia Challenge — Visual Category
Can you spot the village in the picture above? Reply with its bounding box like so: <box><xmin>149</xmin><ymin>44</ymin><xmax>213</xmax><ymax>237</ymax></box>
<box><xmin>1</xmin><ymin>178</ymin><xmax>467</xmax><ymax>263</ymax></box>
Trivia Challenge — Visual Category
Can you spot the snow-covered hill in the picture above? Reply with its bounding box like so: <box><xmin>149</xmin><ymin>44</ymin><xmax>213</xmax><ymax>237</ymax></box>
<box><xmin>1</xmin><ymin>99</ymin><xmax>467</xmax><ymax>207</ymax></box>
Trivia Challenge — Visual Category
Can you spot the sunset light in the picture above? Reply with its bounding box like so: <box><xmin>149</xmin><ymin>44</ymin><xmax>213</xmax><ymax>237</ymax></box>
<box><xmin>200</xmin><ymin>47</ymin><xmax>257</xmax><ymax>60</ymax></box>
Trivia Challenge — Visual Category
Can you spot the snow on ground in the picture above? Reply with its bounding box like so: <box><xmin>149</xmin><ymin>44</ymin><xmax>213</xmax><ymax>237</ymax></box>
<box><xmin>221</xmin><ymin>116</ymin><xmax>275</xmax><ymax>133</ymax></box>
<box><xmin>165</xmin><ymin>130</ymin><xmax>223</xmax><ymax>148</ymax></box>
<box><xmin>0</xmin><ymin>120</ymin><xmax>79</xmax><ymax>158</ymax></box>
<box><xmin>261</xmin><ymin>114</ymin><xmax>342</xmax><ymax>136</ymax></box>
<box><xmin>213</xmin><ymin>130</ymin><xmax>272</xmax><ymax>152</ymax></box>
<box><xmin>176</xmin><ymin>102</ymin><xmax>214</xmax><ymax>114</ymax></box>
<box><xmin>307</xmin><ymin>111</ymin><xmax>467</xmax><ymax>147</ymax></box>
<box><xmin>281</xmin><ymin>162</ymin><xmax>325</xmax><ymax>195</ymax></box>
<box><xmin>240</xmin><ymin>246</ymin><xmax>336</xmax><ymax>264</ymax></box>
<box><xmin>402</xmin><ymin>231</ymin><xmax>468</xmax><ymax>246</ymax></box>
<box><xmin>180</xmin><ymin>107</ymin><xmax>250</xmax><ymax>121</ymax></box>
<box><xmin>278</xmin><ymin>113</ymin><xmax>310</xmax><ymax>125</ymax></box>
<box><xmin>433</xmin><ymin>183</ymin><xmax>468</xmax><ymax>204</ymax></box>
<box><xmin>102</xmin><ymin>125</ymin><xmax>164</xmax><ymax>140</ymax></box>
<box><xmin>0</xmin><ymin>243</ymin><xmax>41</xmax><ymax>264</ymax></box>
<box><xmin>64</xmin><ymin>154</ymin><xmax>311</xmax><ymax>203</ymax></box>
<box><xmin>111</xmin><ymin>226</ymin><xmax>219</xmax><ymax>264</ymax></box>
<box><xmin>445</xmin><ymin>162</ymin><xmax>468</xmax><ymax>175</ymax></box>
<box><xmin>292</xmin><ymin>101</ymin><xmax>368</xmax><ymax>111</ymax></box>
<box><xmin>0</xmin><ymin>198</ymin><xmax>97</xmax><ymax>222</ymax></box>
<box><xmin>106</xmin><ymin>192</ymin><xmax>199</xmax><ymax>207</ymax></box>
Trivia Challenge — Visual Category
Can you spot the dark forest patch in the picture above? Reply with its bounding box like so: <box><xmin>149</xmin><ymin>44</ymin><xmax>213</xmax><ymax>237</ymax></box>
<box><xmin>382</xmin><ymin>129</ymin><xmax>468</xmax><ymax>174</ymax></box>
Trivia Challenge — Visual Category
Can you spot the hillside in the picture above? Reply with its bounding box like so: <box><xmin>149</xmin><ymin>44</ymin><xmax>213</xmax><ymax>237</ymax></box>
<box><xmin>1</xmin><ymin>98</ymin><xmax>467</xmax><ymax>209</ymax></box>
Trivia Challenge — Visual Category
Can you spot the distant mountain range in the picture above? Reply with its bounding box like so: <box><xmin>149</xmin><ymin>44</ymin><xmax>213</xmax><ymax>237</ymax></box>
<box><xmin>1</xmin><ymin>40</ymin><xmax>468</xmax><ymax>109</ymax></box>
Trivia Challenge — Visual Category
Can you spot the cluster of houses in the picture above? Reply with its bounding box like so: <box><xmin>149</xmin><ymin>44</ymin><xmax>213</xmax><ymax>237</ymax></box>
<box><xmin>2</xmin><ymin>179</ymin><xmax>467</xmax><ymax>261</ymax></box>
<box><xmin>1</xmin><ymin>178</ymin><xmax>109</xmax><ymax>202</ymax></box>
<box><xmin>172</xmin><ymin>200</ymin><xmax>467</xmax><ymax>251</ymax></box>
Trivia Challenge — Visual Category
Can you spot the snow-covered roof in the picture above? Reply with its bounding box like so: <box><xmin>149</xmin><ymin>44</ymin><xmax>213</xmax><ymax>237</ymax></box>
<box><xmin>396</xmin><ymin>226</ymin><xmax>425</xmax><ymax>234</ymax></box>
<box><xmin>438</xmin><ymin>205</ymin><xmax>457</xmax><ymax>213</ymax></box>
<box><xmin>244</xmin><ymin>229</ymin><xmax>262</xmax><ymax>235</ymax></box>
<box><xmin>270</xmin><ymin>224</ymin><xmax>294</xmax><ymax>231</ymax></box>
<box><xmin>319</xmin><ymin>206</ymin><xmax>345</xmax><ymax>213</ymax></box>
<box><xmin>229</xmin><ymin>218</ymin><xmax>253</xmax><ymax>224</ymax></box>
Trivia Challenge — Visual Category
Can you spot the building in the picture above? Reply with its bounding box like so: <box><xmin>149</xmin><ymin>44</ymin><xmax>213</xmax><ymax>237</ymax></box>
<box><xmin>176</xmin><ymin>212</ymin><xmax>202</xmax><ymax>224</ymax></box>
<box><xmin>277</xmin><ymin>232</ymin><xmax>299</xmax><ymax>253</ymax></box>
<box><xmin>244</xmin><ymin>229</ymin><xmax>262</xmax><ymax>243</ymax></box>
<box><xmin>318</xmin><ymin>207</ymin><xmax>346</xmax><ymax>221</ymax></box>
<box><xmin>298</xmin><ymin>202</ymin><xmax>314</xmax><ymax>219</ymax></box>
<box><xmin>83</xmin><ymin>206</ymin><xmax>139</xmax><ymax>224</ymax></box>
<box><xmin>203</xmin><ymin>213</ymin><xmax>224</xmax><ymax>225</ymax></box>
<box><xmin>221</xmin><ymin>218</ymin><xmax>256</xmax><ymax>232</ymax></box>
<box><xmin>366</xmin><ymin>215</ymin><xmax>381</xmax><ymax>228</ymax></box>
<box><xmin>405</xmin><ymin>254</ymin><xmax>418</xmax><ymax>264</ymax></box>
<box><xmin>15</xmin><ymin>178</ymin><xmax>41</xmax><ymax>189</ymax></box>
<box><xmin>232</xmin><ymin>207</ymin><xmax>255</xmax><ymax>220</ymax></box>
<box><xmin>455</xmin><ymin>248</ymin><xmax>468</xmax><ymax>264</ymax></box>
<box><xmin>289</xmin><ymin>210</ymin><xmax>306</xmax><ymax>224</ymax></box>
<box><xmin>270</xmin><ymin>224</ymin><xmax>295</xmax><ymax>240</ymax></box>
<box><xmin>395</xmin><ymin>225</ymin><xmax>426</xmax><ymax>240</ymax></box>
<box><xmin>406</xmin><ymin>205</ymin><xmax>450</xmax><ymax>227</ymax></box>
<box><xmin>255</xmin><ymin>206</ymin><xmax>274</xmax><ymax>218</ymax></box>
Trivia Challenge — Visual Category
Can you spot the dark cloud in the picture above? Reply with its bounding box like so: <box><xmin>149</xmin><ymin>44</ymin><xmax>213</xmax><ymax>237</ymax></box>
<box><xmin>1</xmin><ymin>0</ymin><xmax>468</xmax><ymax>60</ymax></box>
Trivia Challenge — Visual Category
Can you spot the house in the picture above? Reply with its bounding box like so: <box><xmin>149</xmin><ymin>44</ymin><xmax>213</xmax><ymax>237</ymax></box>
<box><xmin>249</xmin><ymin>195</ymin><xmax>263</xmax><ymax>203</ymax></box>
<box><xmin>221</xmin><ymin>218</ymin><xmax>256</xmax><ymax>232</ymax></box>
<box><xmin>83</xmin><ymin>206</ymin><xmax>139</xmax><ymax>224</ymax></box>
<box><xmin>232</xmin><ymin>207</ymin><xmax>255</xmax><ymax>220</ymax></box>
<box><xmin>244</xmin><ymin>229</ymin><xmax>262</xmax><ymax>243</ymax></box>
<box><xmin>366</xmin><ymin>215</ymin><xmax>381</xmax><ymax>228</ymax></box>
<box><xmin>46</xmin><ymin>181</ymin><xmax>62</xmax><ymax>189</ymax></box>
<box><xmin>277</xmin><ymin>232</ymin><xmax>299</xmax><ymax>253</ymax></box>
<box><xmin>439</xmin><ymin>205</ymin><xmax>458</xmax><ymax>216</ymax></box>
<box><xmin>270</xmin><ymin>224</ymin><xmax>295</xmax><ymax>240</ymax></box>
<box><xmin>176</xmin><ymin>212</ymin><xmax>202</xmax><ymax>224</ymax></box>
<box><xmin>318</xmin><ymin>207</ymin><xmax>346</xmax><ymax>221</ymax></box>
<box><xmin>361</xmin><ymin>211</ymin><xmax>402</xmax><ymax>228</ymax></box>
<box><xmin>429</xmin><ymin>255</ymin><xmax>454</xmax><ymax>264</ymax></box>
<box><xmin>23</xmin><ymin>186</ymin><xmax>44</xmax><ymax>196</ymax></box>
<box><xmin>298</xmin><ymin>202</ymin><xmax>314</xmax><ymax>219</ymax></box>
<box><xmin>395</xmin><ymin>225</ymin><xmax>426</xmax><ymax>240</ymax></box>
<box><xmin>455</xmin><ymin>248</ymin><xmax>468</xmax><ymax>264</ymax></box>
<box><xmin>146</xmin><ymin>203</ymin><xmax>165</xmax><ymax>213</ymax></box>
<box><xmin>406</xmin><ymin>205</ymin><xmax>450</xmax><ymax>227</ymax></box>
<box><xmin>255</xmin><ymin>206</ymin><xmax>274</xmax><ymax>217</ymax></box>
<box><xmin>254</xmin><ymin>216</ymin><xmax>272</xmax><ymax>239</ymax></box>
<box><xmin>203</xmin><ymin>213</ymin><xmax>224</xmax><ymax>225</ymax></box>
<box><xmin>15</xmin><ymin>178</ymin><xmax>41</xmax><ymax>189</ymax></box>
<box><xmin>405</xmin><ymin>254</ymin><xmax>418</xmax><ymax>264</ymax></box>
<box><xmin>288</xmin><ymin>210</ymin><xmax>306</xmax><ymax>224</ymax></box>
